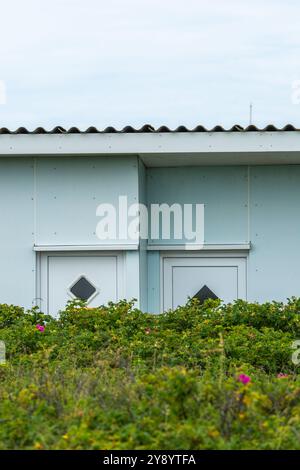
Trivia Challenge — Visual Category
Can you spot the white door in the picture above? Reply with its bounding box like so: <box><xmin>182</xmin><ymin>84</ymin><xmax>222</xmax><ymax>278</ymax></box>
<box><xmin>40</xmin><ymin>253</ymin><xmax>124</xmax><ymax>317</ymax></box>
<box><xmin>162</xmin><ymin>256</ymin><xmax>246</xmax><ymax>310</ymax></box>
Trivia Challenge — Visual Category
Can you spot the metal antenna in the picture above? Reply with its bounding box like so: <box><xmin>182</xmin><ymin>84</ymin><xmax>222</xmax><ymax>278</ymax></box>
<box><xmin>249</xmin><ymin>102</ymin><xmax>253</xmax><ymax>125</ymax></box>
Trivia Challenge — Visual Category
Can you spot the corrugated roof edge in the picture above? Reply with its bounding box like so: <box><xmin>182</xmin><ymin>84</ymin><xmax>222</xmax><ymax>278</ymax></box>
<box><xmin>0</xmin><ymin>124</ymin><xmax>298</xmax><ymax>134</ymax></box>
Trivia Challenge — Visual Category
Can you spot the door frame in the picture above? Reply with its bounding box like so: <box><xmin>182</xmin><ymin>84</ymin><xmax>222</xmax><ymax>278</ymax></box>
<box><xmin>160</xmin><ymin>251</ymin><xmax>248</xmax><ymax>312</ymax></box>
<box><xmin>36</xmin><ymin>251</ymin><xmax>125</xmax><ymax>315</ymax></box>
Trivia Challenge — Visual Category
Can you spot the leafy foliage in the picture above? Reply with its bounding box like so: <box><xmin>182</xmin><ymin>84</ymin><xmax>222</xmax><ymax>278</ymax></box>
<box><xmin>0</xmin><ymin>298</ymin><xmax>300</xmax><ymax>449</ymax></box>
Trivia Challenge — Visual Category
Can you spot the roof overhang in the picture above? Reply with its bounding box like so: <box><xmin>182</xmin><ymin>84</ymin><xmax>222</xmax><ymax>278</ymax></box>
<box><xmin>0</xmin><ymin>131</ymin><xmax>300</xmax><ymax>166</ymax></box>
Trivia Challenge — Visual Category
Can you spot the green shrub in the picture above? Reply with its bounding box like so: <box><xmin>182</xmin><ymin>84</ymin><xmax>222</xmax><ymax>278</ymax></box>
<box><xmin>0</xmin><ymin>298</ymin><xmax>300</xmax><ymax>449</ymax></box>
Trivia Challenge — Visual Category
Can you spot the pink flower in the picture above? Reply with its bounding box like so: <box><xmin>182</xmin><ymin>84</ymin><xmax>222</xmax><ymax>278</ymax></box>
<box><xmin>277</xmin><ymin>373</ymin><xmax>289</xmax><ymax>379</ymax></box>
<box><xmin>36</xmin><ymin>324</ymin><xmax>45</xmax><ymax>332</ymax></box>
<box><xmin>238</xmin><ymin>374</ymin><xmax>251</xmax><ymax>385</ymax></box>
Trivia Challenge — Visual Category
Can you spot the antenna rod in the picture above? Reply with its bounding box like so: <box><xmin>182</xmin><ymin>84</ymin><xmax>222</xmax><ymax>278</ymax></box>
<box><xmin>249</xmin><ymin>102</ymin><xmax>253</xmax><ymax>125</ymax></box>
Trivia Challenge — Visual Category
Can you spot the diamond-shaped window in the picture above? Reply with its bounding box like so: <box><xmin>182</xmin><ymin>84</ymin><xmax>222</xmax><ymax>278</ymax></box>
<box><xmin>193</xmin><ymin>285</ymin><xmax>218</xmax><ymax>303</ymax></box>
<box><xmin>69</xmin><ymin>276</ymin><xmax>97</xmax><ymax>302</ymax></box>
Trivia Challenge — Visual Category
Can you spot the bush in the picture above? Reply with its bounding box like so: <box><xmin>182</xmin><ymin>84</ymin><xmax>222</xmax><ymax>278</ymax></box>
<box><xmin>0</xmin><ymin>298</ymin><xmax>300</xmax><ymax>449</ymax></box>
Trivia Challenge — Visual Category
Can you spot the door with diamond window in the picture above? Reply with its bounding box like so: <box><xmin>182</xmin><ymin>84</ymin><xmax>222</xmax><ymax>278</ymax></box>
<box><xmin>162</xmin><ymin>255</ymin><xmax>247</xmax><ymax>310</ymax></box>
<box><xmin>40</xmin><ymin>253</ymin><xmax>124</xmax><ymax>317</ymax></box>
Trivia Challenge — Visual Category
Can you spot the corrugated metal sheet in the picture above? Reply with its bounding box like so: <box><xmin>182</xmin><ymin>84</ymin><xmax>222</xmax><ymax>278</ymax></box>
<box><xmin>0</xmin><ymin>124</ymin><xmax>298</xmax><ymax>134</ymax></box>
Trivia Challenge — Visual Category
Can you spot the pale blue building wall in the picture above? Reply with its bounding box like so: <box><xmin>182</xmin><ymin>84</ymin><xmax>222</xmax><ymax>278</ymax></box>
<box><xmin>146</xmin><ymin>166</ymin><xmax>250</xmax><ymax>312</ymax></box>
<box><xmin>138</xmin><ymin>159</ymin><xmax>148</xmax><ymax>311</ymax></box>
<box><xmin>147</xmin><ymin>166</ymin><xmax>249</xmax><ymax>245</ymax></box>
<box><xmin>145</xmin><ymin>165</ymin><xmax>300</xmax><ymax>310</ymax></box>
<box><xmin>35</xmin><ymin>156</ymin><xmax>139</xmax><ymax>246</ymax></box>
<box><xmin>1</xmin><ymin>156</ymin><xmax>300</xmax><ymax>311</ymax></box>
<box><xmin>248</xmin><ymin>165</ymin><xmax>300</xmax><ymax>302</ymax></box>
<box><xmin>147</xmin><ymin>251</ymin><xmax>161</xmax><ymax>313</ymax></box>
<box><xmin>0</xmin><ymin>155</ymin><xmax>141</xmax><ymax>309</ymax></box>
<box><xmin>0</xmin><ymin>158</ymin><xmax>35</xmax><ymax>307</ymax></box>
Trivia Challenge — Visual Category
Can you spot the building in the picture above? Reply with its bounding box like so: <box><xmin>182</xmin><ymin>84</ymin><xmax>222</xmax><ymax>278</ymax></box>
<box><xmin>0</xmin><ymin>124</ymin><xmax>299</xmax><ymax>316</ymax></box>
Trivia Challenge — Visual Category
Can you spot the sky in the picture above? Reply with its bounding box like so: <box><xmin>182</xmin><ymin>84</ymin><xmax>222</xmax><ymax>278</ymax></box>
<box><xmin>0</xmin><ymin>0</ymin><xmax>300</xmax><ymax>130</ymax></box>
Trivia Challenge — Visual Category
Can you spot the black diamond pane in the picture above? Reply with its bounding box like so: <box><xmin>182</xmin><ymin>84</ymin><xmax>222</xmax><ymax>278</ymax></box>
<box><xmin>193</xmin><ymin>285</ymin><xmax>218</xmax><ymax>303</ymax></box>
<box><xmin>70</xmin><ymin>276</ymin><xmax>96</xmax><ymax>301</ymax></box>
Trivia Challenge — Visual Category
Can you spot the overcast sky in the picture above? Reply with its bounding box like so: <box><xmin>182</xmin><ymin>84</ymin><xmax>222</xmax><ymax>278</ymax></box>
<box><xmin>0</xmin><ymin>0</ymin><xmax>300</xmax><ymax>130</ymax></box>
